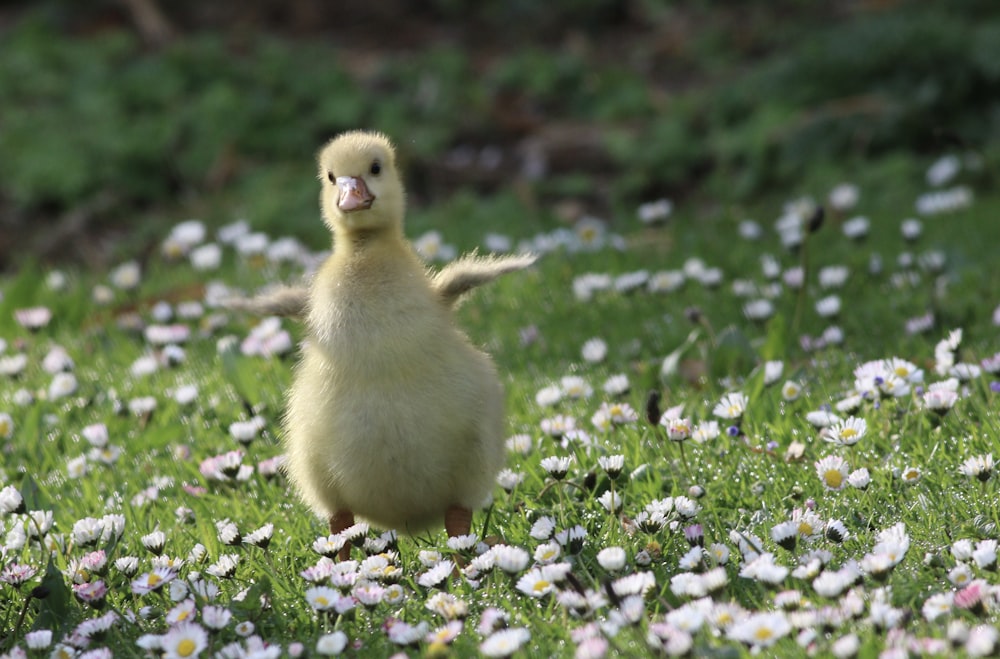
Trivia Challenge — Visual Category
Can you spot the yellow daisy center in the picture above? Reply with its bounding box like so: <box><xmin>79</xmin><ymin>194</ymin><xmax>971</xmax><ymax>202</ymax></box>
<box><xmin>533</xmin><ymin>580</ymin><xmax>552</xmax><ymax>594</ymax></box>
<box><xmin>840</xmin><ymin>428</ymin><xmax>858</xmax><ymax>439</ymax></box>
<box><xmin>177</xmin><ymin>639</ymin><xmax>197</xmax><ymax>657</ymax></box>
<box><xmin>315</xmin><ymin>595</ymin><xmax>329</xmax><ymax>606</ymax></box>
<box><xmin>797</xmin><ymin>522</ymin><xmax>814</xmax><ymax>536</ymax></box>
<box><xmin>824</xmin><ymin>470</ymin><xmax>844</xmax><ymax>488</ymax></box>
<box><xmin>147</xmin><ymin>574</ymin><xmax>162</xmax><ymax>587</ymax></box>
<box><xmin>754</xmin><ymin>627</ymin><xmax>774</xmax><ymax>641</ymax></box>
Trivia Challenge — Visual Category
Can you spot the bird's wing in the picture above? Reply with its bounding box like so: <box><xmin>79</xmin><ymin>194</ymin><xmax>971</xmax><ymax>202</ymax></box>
<box><xmin>432</xmin><ymin>252</ymin><xmax>539</xmax><ymax>307</ymax></box>
<box><xmin>223</xmin><ymin>285</ymin><xmax>310</xmax><ymax>320</ymax></box>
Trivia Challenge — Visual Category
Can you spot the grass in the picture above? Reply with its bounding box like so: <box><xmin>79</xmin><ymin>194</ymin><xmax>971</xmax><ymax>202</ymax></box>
<box><xmin>0</xmin><ymin>147</ymin><xmax>999</xmax><ymax>658</ymax></box>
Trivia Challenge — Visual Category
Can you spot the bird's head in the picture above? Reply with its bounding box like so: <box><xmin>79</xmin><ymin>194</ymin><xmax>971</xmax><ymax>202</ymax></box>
<box><xmin>317</xmin><ymin>131</ymin><xmax>405</xmax><ymax>236</ymax></box>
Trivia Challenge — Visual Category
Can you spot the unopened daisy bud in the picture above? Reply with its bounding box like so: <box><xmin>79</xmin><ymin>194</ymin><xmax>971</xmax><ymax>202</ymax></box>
<box><xmin>644</xmin><ymin>390</ymin><xmax>661</xmax><ymax>427</ymax></box>
<box><xmin>141</xmin><ymin>530</ymin><xmax>167</xmax><ymax>555</ymax></box>
<box><xmin>598</xmin><ymin>454</ymin><xmax>625</xmax><ymax>479</ymax></box>
<box><xmin>540</xmin><ymin>455</ymin><xmax>572</xmax><ymax>480</ymax></box>
<box><xmin>0</xmin><ymin>485</ymin><xmax>25</xmax><ymax>515</ymax></box>
<box><xmin>771</xmin><ymin>521</ymin><xmax>798</xmax><ymax>551</ymax></box>
<box><xmin>683</xmin><ymin>524</ymin><xmax>704</xmax><ymax>548</ymax></box>
<box><xmin>215</xmin><ymin>519</ymin><xmax>241</xmax><ymax>546</ymax></box>
<box><xmin>807</xmin><ymin>205</ymin><xmax>824</xmax><ymax>233</ymax></box>
<box><xmin>825</xmin><ymin>520</ymin><xmax>849</xmax><ymax>544</ymax></box>
<box><xmin>245</xmin><ymin>523</ymin><xmax>274</xmax><ymax>549</ymax></box>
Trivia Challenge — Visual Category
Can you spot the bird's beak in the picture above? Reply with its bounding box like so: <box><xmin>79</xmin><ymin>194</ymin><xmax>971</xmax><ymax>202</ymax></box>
<box><xmin>336</xmin><ymin>176</ymin><xmax>375</xmax><ymax>212</ymax></box>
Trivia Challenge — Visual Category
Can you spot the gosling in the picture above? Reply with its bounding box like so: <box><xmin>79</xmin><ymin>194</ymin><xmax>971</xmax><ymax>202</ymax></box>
<box><xmin>267</xmin><ymin>131</ymin><xmax>535</xmax><ymax>557</ymax></box>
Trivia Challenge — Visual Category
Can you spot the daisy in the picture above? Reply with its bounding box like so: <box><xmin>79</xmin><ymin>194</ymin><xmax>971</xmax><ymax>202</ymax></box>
<box><xmin>726</xmin><ymin>612</ymin><xmax>791</xmax><ymax>648</ymax></box>
<box><xmin>899</xmin><ymin>466</ymin><xmax>921</xmax><ymax>484</ymax></box>
<box><xmin>0</xmin><ymin>484</ymin><xmax>25</xmax><ymax>514</ymax></box>
<box><xmin>110</xmin><ymin>260</ymin><xmax>141</xmax><ymax>289</ymax></box>
<box><xmin>581</xmin><ymin>338</ymin><xmax>608</xmax><ymax>363</ymax></box>
<box><xmin>815</xmin><ymin>455</ymin><xmax>849</xmax><ymax>491</ymax></box>
<box><xmin>540</xmin><ymin>455</ymin><xmax>572</xmax><ymax>480</ymax></box>
<box><xmin>691</xmin><ymin>421</ymin><xmax>720</xmax><ymax>443</ymax></box>
<box><xmin>305</xmin><ymin>586</ymin><xmax>340</xmax><ymax>611</ymax></box>
<box><xmin>637</xmin><ymin>198</ymin><xmax>672</xmax><ymax>224</ymax></box>
<box><xmin>713</xmin><ymin>392</ymin><xmax>748</xmax><ymax>421</ymax></box>
<box><xmin>480</xmin><ymin>628</ymin><xmax>531</xmax><ymax>657</ymax></box>
<box><xmin>141</xmin><ymin>530</ymin><xmax>167</xmax><ymax>555</ymax></box>
<box><xmin>201</xmin><ymin>605</ymin><xmax>232</xmax><ymax>630</ymax></box>
<box><xmin>598</xmin><ymin>454</ymin><xmax>625</xmax><ymax>478</ymax></box>
<box><xmin>561</xmin><ymin>376</ymin><xmax>593</xmax><ymax>399</ymax></box>
<box><xmin>597</xmin><ymin>490</ymin><xmax>622</xmax><ymax>512</ymax></box>
<box><xmin>205</xmin><ymin>554</ymin><xmax>239</xmax><ymax>579</ymax></box>
<box><xmin>825</xmin><ymin>417</ymin><xmax>867</xmax><ymax>447</ymax></box>
<box><xmin>602</xmin><ymin>374</ymin><xmax>630</xmax><ymax>396</ymax></box>
<box><xmin>540</xmin><ymin>415</ymin><xmax>576</xmax><ymax>438</ymax></box>
<box><xmin>496</xmin><ymin>469</ymin><xmax>524</xmax><ymax>492</ymax></box>
<box><xmin>763</xmin><ymin>361</ymin><xmax>784</xmax><ymax>386</ymax></box>
<box><xmin>597</xmin><ymin>547</ymin><xmax>627</xmax><ymax>571</ymax></box>
<box><xmin>15</xmin><ymin>306</ymin><xmax>53</xmax><ymax>330</ymax></box>
<box><xmin>131</xmin><ymin>567</ymin><xmax>176</xmax><ymax>595</ymax></box>
<box><xmin>662</xmin><ymin>417</ymin><xmax>691</xmax><ymax>442</ymax></box>
<box><xmin>842</xmin><ymin>216</ymin><xmax>870</xmax><ymax>240</ymax></box>
<box><xmin>244</xmin><ymin>523</ymin><xmax>274</xmax><ymax>548</ymax></box>
<box><xmin>781</xmin><ymin>381</ymin><xmax>802</xmax><ymax>401</ymax></box>
<box><xmin>828</xmin><ymin>183</ymin><xmax>859</xmax><ymax>211</ymax></box>
<box><xmin>315</xmin><ymin>631</ymin><xmax>348</xmax><ymax>656</ymax></box>
<box><xmin>959</xmin><ymin>454</ymin><xmax>994</xmax><ymax>482</ymax></box>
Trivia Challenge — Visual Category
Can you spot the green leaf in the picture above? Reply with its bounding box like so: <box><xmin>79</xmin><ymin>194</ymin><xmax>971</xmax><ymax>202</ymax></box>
<box><xmin>32</xmin><ymin>557</ymin><xmax>73</xmax><ymax>634</ymax></box>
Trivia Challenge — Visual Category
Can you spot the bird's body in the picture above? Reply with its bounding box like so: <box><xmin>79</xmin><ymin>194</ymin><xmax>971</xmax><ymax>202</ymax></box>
<box><xmin>272</xmin><ymin>131</ymin><xmax>534</xmax><ymax>540</ymax></box>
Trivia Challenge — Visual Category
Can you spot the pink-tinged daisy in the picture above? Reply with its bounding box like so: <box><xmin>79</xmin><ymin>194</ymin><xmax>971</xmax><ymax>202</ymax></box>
<box><xmin>73</xmin><ymin>580</ymin><xmax>107</xmax><ymax>604</ymax></box>
<box><xmin>923</xmin><ymin>387</ymin><xmax>958</xmax><ymax>413</ymax></box>
<box><xmin>201</xmin><ymin>605</ymin><xmax>232</xmax><ymax>630</ymax></box>
<box><xmin>15</xmin><ymin>306</ymin><xmax>52</xmax><ymax>330</ymax></box>
<box><xmin>131</xmin><ymin>567</ymin><xmax>176</xmax><ymax>595</ymax></box>
<box><xmin>965</xmin><ymin>625</ymin><xmax>999</xmax><ymax>657</ymax></box>
<box><xmin>0</xmin><ymin>563</ymin><xmax>37</xmax><ymax>586</ymax></box>
<box><xmin>386</xmin><ymin>619</ymin><xmax>430</xmax><ymax>646</ymax></box>
<box><xmin>663</xmin><ymin>417</ymin><xmax>692</xmax><ymax>442</ymax></box>
<box><xmin>480</xmin><ymin>628</ymin><xmax>531</xmax><ymax>657</ymax></box>
<box><xmin>25</xmin><ymin>629</ymin><xmax>53</xmax><ymax>650</ymax></box>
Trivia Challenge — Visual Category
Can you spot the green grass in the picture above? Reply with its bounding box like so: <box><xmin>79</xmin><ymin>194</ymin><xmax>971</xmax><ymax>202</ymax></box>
<box><xmin>1</xmin><ymin>149</ymin><xmax>999</xmax><ymax>657</ymax></box>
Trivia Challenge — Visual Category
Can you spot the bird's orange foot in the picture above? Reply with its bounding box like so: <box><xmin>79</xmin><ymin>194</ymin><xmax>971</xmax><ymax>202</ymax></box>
<box><xmin>445</xmin><ymin>506</ymin><xmax>472</xmax><ymax>538</ymax></box>
<box><xmin>329</xmin><ymin>509</ymin><xmax>355</xmax><ymax>561</ymax></box>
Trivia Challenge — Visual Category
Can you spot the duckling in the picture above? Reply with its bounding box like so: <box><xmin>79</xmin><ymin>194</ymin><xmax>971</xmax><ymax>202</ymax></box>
<box><xmin>278</xmin><ymin>130</ymin><xmax>535</xmax><ymax>555</ymax></box>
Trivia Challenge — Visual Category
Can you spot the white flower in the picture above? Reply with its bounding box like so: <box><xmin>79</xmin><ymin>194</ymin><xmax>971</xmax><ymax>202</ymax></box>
<box><xmin>414</xmin><ymin>231</ymin><xmax>456</xmax><ymax>262</ymax></box>
<box><xmin>190</xmin><ymin>243</ymin><xmax>222</xmax><ymax>271</ymax></box>
<box><xmin>596</xmin><ymin>547</ymin><xmax>627</xmax><ymax>571</ymax></box>
<box><xmin>597</xmin><ymin>490</ymin><xmax>623</xmax><ymax>512</ymax></box>
<box><xmin>315</xmin><ymin>631</ymin><xmax>348</xmax><ymax>656</ymax></box>
<box><xmin>828</xmin><ymin>183</ymin><xmax>859</xmax><ymax>211</ymax></box>
<box><xmin>726</xmin><ymin>612</ymin><xmax>791</xmax><ymax>648</ymax></box>
<box><xmin>581</xmin><ymin>338</ymin><xmax>608</xmax><ymax>363</ymax></box>
<box><xmin>825</xmin><ymin>416</ymin><xmax>867</xmax><ymax>446</ymax></box>
<box><xmin>926</xmin><ymin>154</ymin><xmax>960</xmax><ymax>187</ymax></box>
<box><xmin>763</xmin><ymin>361</ymin><xmax>784</xmax><ymax>386</ymax></box>
<box><xmin>901</xmin><ymin>218</ymin><xmax>923</xmax><ymax>240</ymax></box>
<box><xmin>781</xmin><ymin>381</ymin><xmax>802</xmax><ymax>401</ymax></box>
<box><xmin>480</xmin><ymin>628</ymin><xmax>531</xmax><ymax>657</ymax></box>
<box><xmin>110</xmin><ymin>260</ymin><xmax>141</xmax><ymax>290</ymax></box>
<box><xmin>637</xmin><ymin>198</ymin><xmax>672</xmax><ymax>224</ymax></box>
<box><xmin>815</xmin><ymin>295</ymin><xmax>841</xmax><ymax>317</ymax></box>
<box><xmin>713</xmin><ymin>392</ymin><xmax>747</xmax><ymax>420</ymax></box>
<box><xmin>49</xmin><ymin>372</ymin><xmax>78</xmax><ymax>400</ymax></box>
<box><xmin>842</xmin><ymin>216</ymin><xmax>870</xmax><ymax>240</ymax></box>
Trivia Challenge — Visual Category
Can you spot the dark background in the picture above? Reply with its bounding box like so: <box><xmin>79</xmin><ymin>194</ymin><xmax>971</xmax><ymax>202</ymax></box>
<box><xmin>1</xmin><ymin>0</ymin><xmax>998</xmax><ymax>269</ymax></box>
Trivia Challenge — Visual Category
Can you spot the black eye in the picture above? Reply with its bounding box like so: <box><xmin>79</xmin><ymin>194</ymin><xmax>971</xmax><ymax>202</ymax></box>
<box><xmin>327</xmin><ymin>171</ymin><xmax>335</xmax><ymax>183</ymax></box>
<box><xmin>370</xmin><ymin>161</ymin><xmax>381</xmax><ymax>175</ymax></box>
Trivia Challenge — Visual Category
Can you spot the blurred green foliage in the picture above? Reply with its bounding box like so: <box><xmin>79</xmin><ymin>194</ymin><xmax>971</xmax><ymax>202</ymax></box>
<box><xmin>0</xmin><ymin>1</ymin><xmax>998</xmax><ymax>244</ymax></box>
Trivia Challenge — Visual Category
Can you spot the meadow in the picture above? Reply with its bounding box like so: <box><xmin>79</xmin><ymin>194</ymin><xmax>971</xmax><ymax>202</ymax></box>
<box><xmin>1</xmin><ymin>145</ymin><xmax>999</xmax><ymax>658</ymax></box>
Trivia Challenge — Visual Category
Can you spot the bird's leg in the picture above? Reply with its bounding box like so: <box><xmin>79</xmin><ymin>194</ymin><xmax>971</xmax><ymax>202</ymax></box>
<box><xmin>329</xmin><ymin>509</ymin><xmax>355</xmax><ymax>561</ymax></box>
<box><xmin>445</xmin><ymin>506</ymin><xmax>473</xmax><ymax>574</ymax></box>
<box><xmin>445</xmin><ymin>506</ymin><xmax>472</xmax><ymax>538</ymax></box>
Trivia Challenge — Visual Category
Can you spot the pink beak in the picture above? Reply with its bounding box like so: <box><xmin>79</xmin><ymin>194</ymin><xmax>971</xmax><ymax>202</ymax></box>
<box><xmin>336</xmin><ymin>176</ymin><xmax>375</xmax><ymax>212</ymax></box>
